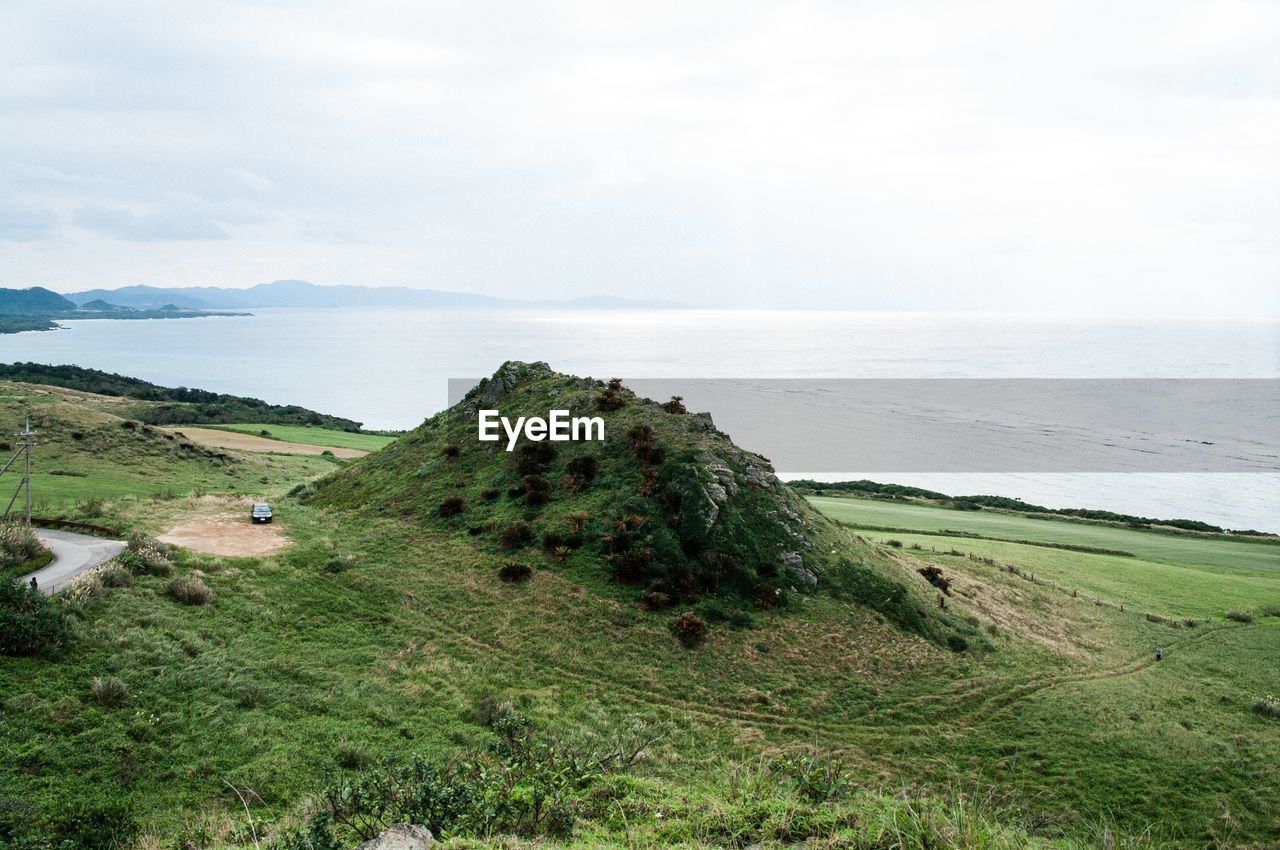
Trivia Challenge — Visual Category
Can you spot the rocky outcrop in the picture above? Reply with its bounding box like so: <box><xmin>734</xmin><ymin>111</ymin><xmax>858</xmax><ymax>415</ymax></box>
<box><xmin>353</xmin><ymin>823</ymin><xmax>435</xmax><ymax>850</ymax></box>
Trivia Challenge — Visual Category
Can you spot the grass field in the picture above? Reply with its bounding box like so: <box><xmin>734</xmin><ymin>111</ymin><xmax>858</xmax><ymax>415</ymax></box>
<box><xmin>202</xmin><ymin>423</ymin><xmax>398</xmax><ymax>452</ymax></box>
<box><xmin>0</xmin><ymin>383</ymin><xmax>344</xmax><ymax>519</ymax></box>
<box><xmin>3</xmin><ymin>382</ymin><xmax>1279</xmax><ymax>848</ymax></box>
<box><xmin>1</xmin><ymin>492</ymin><xmax>1276</xmax><ymax>847</ymax></box>
<box><xmin>808</xmin><ymin>495</ymin><xmax>1280</xmax><ymax>573</ymax></box>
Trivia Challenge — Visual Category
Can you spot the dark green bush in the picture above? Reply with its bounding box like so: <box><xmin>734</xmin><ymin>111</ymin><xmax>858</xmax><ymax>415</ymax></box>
<box><xmin>521</xmin><ymin>475</ymin><xmax>550</xmax><ymax>507</ymax></box>
<box><xmin>45</xmin><ymin>799</ymin><xmax>139</xmax><ymax>850</ymax></box>
<box><xmin>499</xmin><ymin>562</ymin><xmax>532</xmax><ymax>583</ymax></box>
<box><xmin>1226</xmin><ymin>610</ymin><xmax>1254</xmax><ymax>623</ymax></box>
<box><xmin>299</xmin><ymin>728</ymin><xmax>622</xmax><ymax>844</ymax></box>
<box><xmin>0</xmin><ymin>578</ymin><xmax>69</xmax><ymax>658</ymax></box>
<box><xmin>498</xmin><ymin>520</ymin><xmax>533</xmax><ymax>549</ymax></box>
<box><xmin>437</xmin><ymin>495</ymin><xmax>465</xmax><ymax>517</ymax></box>
<box><xmin>670</xmin><ymin>611</ymin><xmax>708</xmax><ymax>648</ymax></box>
<box><xmin>566</xmin><ymin>455</ymin><xmax>599</xmax><ymax>481</ymax></box>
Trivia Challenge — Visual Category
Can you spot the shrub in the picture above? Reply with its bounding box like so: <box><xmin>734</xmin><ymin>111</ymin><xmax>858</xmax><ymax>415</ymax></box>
<box><xmin>474</xmin><ymin>693</ymin><xmax>522</xmax><ymax>727</ymax></box>
<box><xmin>1261</xmin><ymin>604</ymin><xmax>1280</xmax><ymax>617</ymax></box>
<box><xmin>121</xmin><ymin>533</ymin><xmax>172</xmax><ymax>576</ymax></box>
<box><xmin>1226</xmin><ymin>610</ymin><xmax>1254</xmax><ymax>623</ymax></box>
<box><xmin>918</xmin><ymin>565</ymin><xmax>951</xmax><ymax>595</ymax></box>
<box><xmin>480</xmin><ymin>488</ymin><xmax>500</xmax><ymax>501</ymax></box>
<box><xmin>1254</xmin><ymin>694</ymin><xmax>1280</xmax><ymax>720</ymax></box>
<box><xmin>515</xmin><ymin>441</ymin><xmax>557</xmax><ymax>475</ymax></box>
<box><xmin>610</xmin><ymin>548</ymin><xmax>653</xmax><ymax>584</ymax></box>
<box><xmin>323</xmin><ymin>555</ymin><xmax>357</xmax><ymax>574</ymax></box>
<box><xmin>168</xmin><ymin>575</ymin><xmax>214</xmax><ymax>606</ymax></box>
<box><xmin>670</xmin><ymin>611</ymin><xmax>708</xmax><ymax>648</ymax></box>
<box><xmin>521</xmin><ymin>474</ymin><xmax>550</xmax><ymax>507</ymax></box>
<box><xmin>442</xmin><ymin>444</ymin><xmax>461</xmax><ymax>459</ymax></box>
<box><xmin>91</xmin><ymin>676</ymin><xmax>129</xmax><ymax>707</ymax></box>
<box><xmin>566</xmin><ymin>510</ymin><xmax>589</xmax><ymax>533</ymax></box>
<box><xmin>885</xmin><ymin>539</ymin><xmax>903</xmax><ymax>548</ymax></box>
<box><xmin>499</xmin><ymin>562</ymin><xmax>532</xmax><ymax>583</ymax></box>
<box><xmin>498</xmin><ymin>520</ymin><xmax>533</xmax><ymax>549</ymax></box>
<box><xmin>289</xmin><ymin>482</ymin><xmax>318</xmax><ymax>499</ymax></box>
<box><xmin>47</xmin><ymin>799</ymin><xmax>139</xmax><ymax>850</ymax></box>
<box><xmin>661</xmin><ymin>395</ymin><xmax>687</xmax><ymax>414</ymax></box>
<box><xmin>437</xmin><ymin>496</ymin><xmax>465</xmax><ymax>518</ymax></box>
<box><xmin>595</xmin><ymin>382</ymin><xmax>627</xmax><ymax>411</ymax></box>
<box><xmin>624</xmin><ymin>424</ymin><xmax>665</xmax><ymax>464</ymax></box>
<box><xmin>98</xmin><ymin>566</ymin><xmax>134</xmax><ymax>589</ymax></box>
<box><xmin>0</xmin><ymin>577</ymin><xmax>69</xmax><ymax>658</ymax></box>
<box><xmin>640</xmin><ymin>590</ymin><xmax>671</xmax><ymax>610</ymax></box>
<box><xmin>551</xmin><ymin>546</ymin><xmax>572</xmax><ymax>563</ymax></box>
<box><xmin>0</xmin><ymin>521</ymin><xmax>45</xmax><ymax>570</ymax></box>
<box><xmin>337</xmin><ymin>742</ymin><xmax>375</xmax><ymax>770</ymax></box>
<box><xmin>566</xmin><ymin>455</ymin><xmax>599</xmax><ymax>481</ymax></box>
<box><xmin>541</xmin><ymin>531</ymin><xmax>564</xmax><ymax>551</ymax></box>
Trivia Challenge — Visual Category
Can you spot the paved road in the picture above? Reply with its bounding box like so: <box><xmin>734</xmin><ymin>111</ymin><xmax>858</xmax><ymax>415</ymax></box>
<box><xmin>21</xmin><ymin>529</ymin><xmax>126</xmax><ymax>595</ymax></box>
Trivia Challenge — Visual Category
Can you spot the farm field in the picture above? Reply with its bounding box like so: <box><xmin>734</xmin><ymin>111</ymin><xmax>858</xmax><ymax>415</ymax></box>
<box><xmin>807</xmin><ymin>494</ymin><xmax>1280</xmax><ymax>572</ymax></box>
<box><xmin>200</xmin><ymin>423</ymin><xmax>398</xmax><ymax>453</ymax></box>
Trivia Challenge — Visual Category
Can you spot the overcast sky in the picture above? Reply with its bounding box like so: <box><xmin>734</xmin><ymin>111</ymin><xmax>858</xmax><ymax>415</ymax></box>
<box><xmin>2</xmin><ymin>1</ymin><xmax>1277</xmax><ymax>314</ymax></box>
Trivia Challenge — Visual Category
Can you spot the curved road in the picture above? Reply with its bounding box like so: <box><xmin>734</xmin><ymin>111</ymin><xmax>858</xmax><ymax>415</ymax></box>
<box><xmin>21</xmin><ymin>529</ymin><xmax>126</xmax><ymax>595</ymax></box>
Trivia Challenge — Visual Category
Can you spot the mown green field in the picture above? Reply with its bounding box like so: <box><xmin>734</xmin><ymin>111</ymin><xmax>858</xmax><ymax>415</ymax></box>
<box><xmin>202</xmin><ymin>423</ymin><xmax>398</xmax><ymax>452</ymax></box>
<box><xmin>808</xmin><ymin>495</ymin><xmax>1280</xmax><ymax>572</ymax></box>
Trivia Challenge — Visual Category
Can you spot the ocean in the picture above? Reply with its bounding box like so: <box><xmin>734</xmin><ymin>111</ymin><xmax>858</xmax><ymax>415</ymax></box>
<box><xmin>0</xmin><ymin>308</ymin><xmax>1275</xmax><ymax>531</ymax></box>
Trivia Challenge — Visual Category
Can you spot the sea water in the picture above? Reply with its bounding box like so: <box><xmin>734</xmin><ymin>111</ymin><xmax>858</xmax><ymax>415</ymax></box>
<box><xmin>0</xmin><ymin>308</ymin><xmax>1275</xmax><ymax>531</ymax></box>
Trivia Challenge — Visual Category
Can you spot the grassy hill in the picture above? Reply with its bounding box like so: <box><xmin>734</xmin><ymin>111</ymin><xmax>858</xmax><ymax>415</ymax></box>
<box><xmin>0</xmin><ymin>363</ymin><xmax>365</xmax><ymax>431</ymax></box>
<box><xmin>0</xmin><ymin>366</ymin><xmax>1277</xmax><ymax>848</ymax></box>
<box><xmin>310</xmin><ymin>361</ymin><xmax>971</xmax><ymax>648</ymax></box>
<box><xmin>0</xmin><ymin>380</ymin><xmax>345</xmax><ymax>525</ymax></box>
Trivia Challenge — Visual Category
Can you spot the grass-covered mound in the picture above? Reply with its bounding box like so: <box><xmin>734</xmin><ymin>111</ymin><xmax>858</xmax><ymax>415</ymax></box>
<box><xmin>311</xmin><ymin>361</ymin><xmax>971</xmax><ymax>647</ymax></box>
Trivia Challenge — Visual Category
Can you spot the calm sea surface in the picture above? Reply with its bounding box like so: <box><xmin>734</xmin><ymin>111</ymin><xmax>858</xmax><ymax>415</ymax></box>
<box><xmin>0</xmin><ymin>308</ymin><xmax>1276</xmax><ymax>531</ymax></box>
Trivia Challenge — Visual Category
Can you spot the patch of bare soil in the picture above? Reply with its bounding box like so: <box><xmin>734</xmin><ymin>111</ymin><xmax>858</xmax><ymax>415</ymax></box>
<box><xmin>164</xmin><ymin>427</ymin><xmax>367</xmax><ymax>458</ymax></box>
<box><xmin>158</xmin><ymin>497</ymin><xmax>292</xmax><ymax>557</ymax></box>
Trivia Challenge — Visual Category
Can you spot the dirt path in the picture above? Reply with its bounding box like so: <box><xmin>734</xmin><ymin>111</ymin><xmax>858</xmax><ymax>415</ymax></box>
<box><xmin>158</xmin><ymin>496</ymin><xmax>292</xmax><ymax>557</ymax></box>
<box><xmin>164</xmin><ymin>427</ymin><xmax>367</xmax><ymax>458</ymax></box>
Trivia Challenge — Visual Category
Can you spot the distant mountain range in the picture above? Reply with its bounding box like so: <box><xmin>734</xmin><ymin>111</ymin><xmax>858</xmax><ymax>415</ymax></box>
<box><xmin>62</xmin><ymin>280</ymin><xmax>690</xmax><ymax>311</ymax></box>
<box><xmin>0</xmin><ymin>287</ymin><xmax>248</xmax><ymax>334</ymax></box>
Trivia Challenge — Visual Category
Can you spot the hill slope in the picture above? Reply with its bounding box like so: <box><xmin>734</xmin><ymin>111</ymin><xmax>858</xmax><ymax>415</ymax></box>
<box><xmin>312</xmin><ymin>361</ymin><xmax>970</xmax><ymax>646</ymax></box>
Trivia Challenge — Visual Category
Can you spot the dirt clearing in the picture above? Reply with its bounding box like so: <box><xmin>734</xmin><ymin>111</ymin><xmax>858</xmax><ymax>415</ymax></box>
<box><xmin>158</xmin><ymin>496</ymin><xmax>292</xmax><ymax>557</ymax></box>
<box><xmin>163</xmin><ymin>427</ymin><xmax>368</xmax><ymax>458</ymax></box>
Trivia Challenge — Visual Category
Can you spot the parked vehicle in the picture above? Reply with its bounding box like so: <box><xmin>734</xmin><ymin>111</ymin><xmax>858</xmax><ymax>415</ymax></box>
<box><xmin>251</xmin><ymin>503</ymin><xmax>273</xmax><ymax>524</ymax></box>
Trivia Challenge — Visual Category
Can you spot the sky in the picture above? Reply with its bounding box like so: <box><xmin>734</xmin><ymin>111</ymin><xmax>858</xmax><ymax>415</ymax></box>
<box><xmin>2</xmin><ymin>0</ymin><xmax>1278</xmax><ymax>314</ymax></box>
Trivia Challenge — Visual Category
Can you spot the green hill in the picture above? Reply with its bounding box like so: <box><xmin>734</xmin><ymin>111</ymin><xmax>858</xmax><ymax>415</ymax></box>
<box><xmin>311</xmin><ymin>361</ymin><xmax>968</xmax><ymax>646</ymax></box>
<box><xmin>0</xmin><ymin>363</ymin><xmax>364</xmax><ymax>431</ymax></box>
<box><xmin>0</xmin><ymin>287</ymin><xmax>76</xmax><ymax>315</ymax></box>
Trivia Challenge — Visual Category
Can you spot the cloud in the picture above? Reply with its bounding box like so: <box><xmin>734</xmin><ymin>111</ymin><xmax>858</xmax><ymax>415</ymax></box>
<box><xmin>0</xmin><ymin>203</ymin><xmax>58</xmax><ymax>241</ymax></box>
<box><xmin>0</xmin><ymin>0</ymin><xmax>1276</xmax><ymax>313</ymax></box>
<box><xmin>71</xmin><ymin>203</ymin><xmax>231</xmax><ymax>241</ymax></box>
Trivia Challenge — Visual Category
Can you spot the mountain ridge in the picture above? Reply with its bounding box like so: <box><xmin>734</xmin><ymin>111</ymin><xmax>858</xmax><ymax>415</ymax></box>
<box><xmin>62</xmin><ymin>280</ymin><xmax>692</xmax><ymax>310</ymax></box>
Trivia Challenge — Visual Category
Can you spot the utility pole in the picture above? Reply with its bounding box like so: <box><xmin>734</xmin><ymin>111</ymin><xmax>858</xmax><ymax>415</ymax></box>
<box><xmin>21</xmin><ymin>419</ymin><xmax>34</xmax><ymax>523</ymax></box>
<box><xmin>2</xmin><ymin>418</ymin><xmax>37</xmax><ymax>523</ymax></box>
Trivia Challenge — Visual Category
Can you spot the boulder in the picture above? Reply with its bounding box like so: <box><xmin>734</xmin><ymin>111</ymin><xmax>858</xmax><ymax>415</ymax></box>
<box><xmin>782</xmin><ymin>551</ymin><xmax>817</xmax><ymax>587</ymax></box>
<box><xmin>354</xmin><ymin>824</ymin><xmax>435</xmax><ymax>850</ymax></box>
